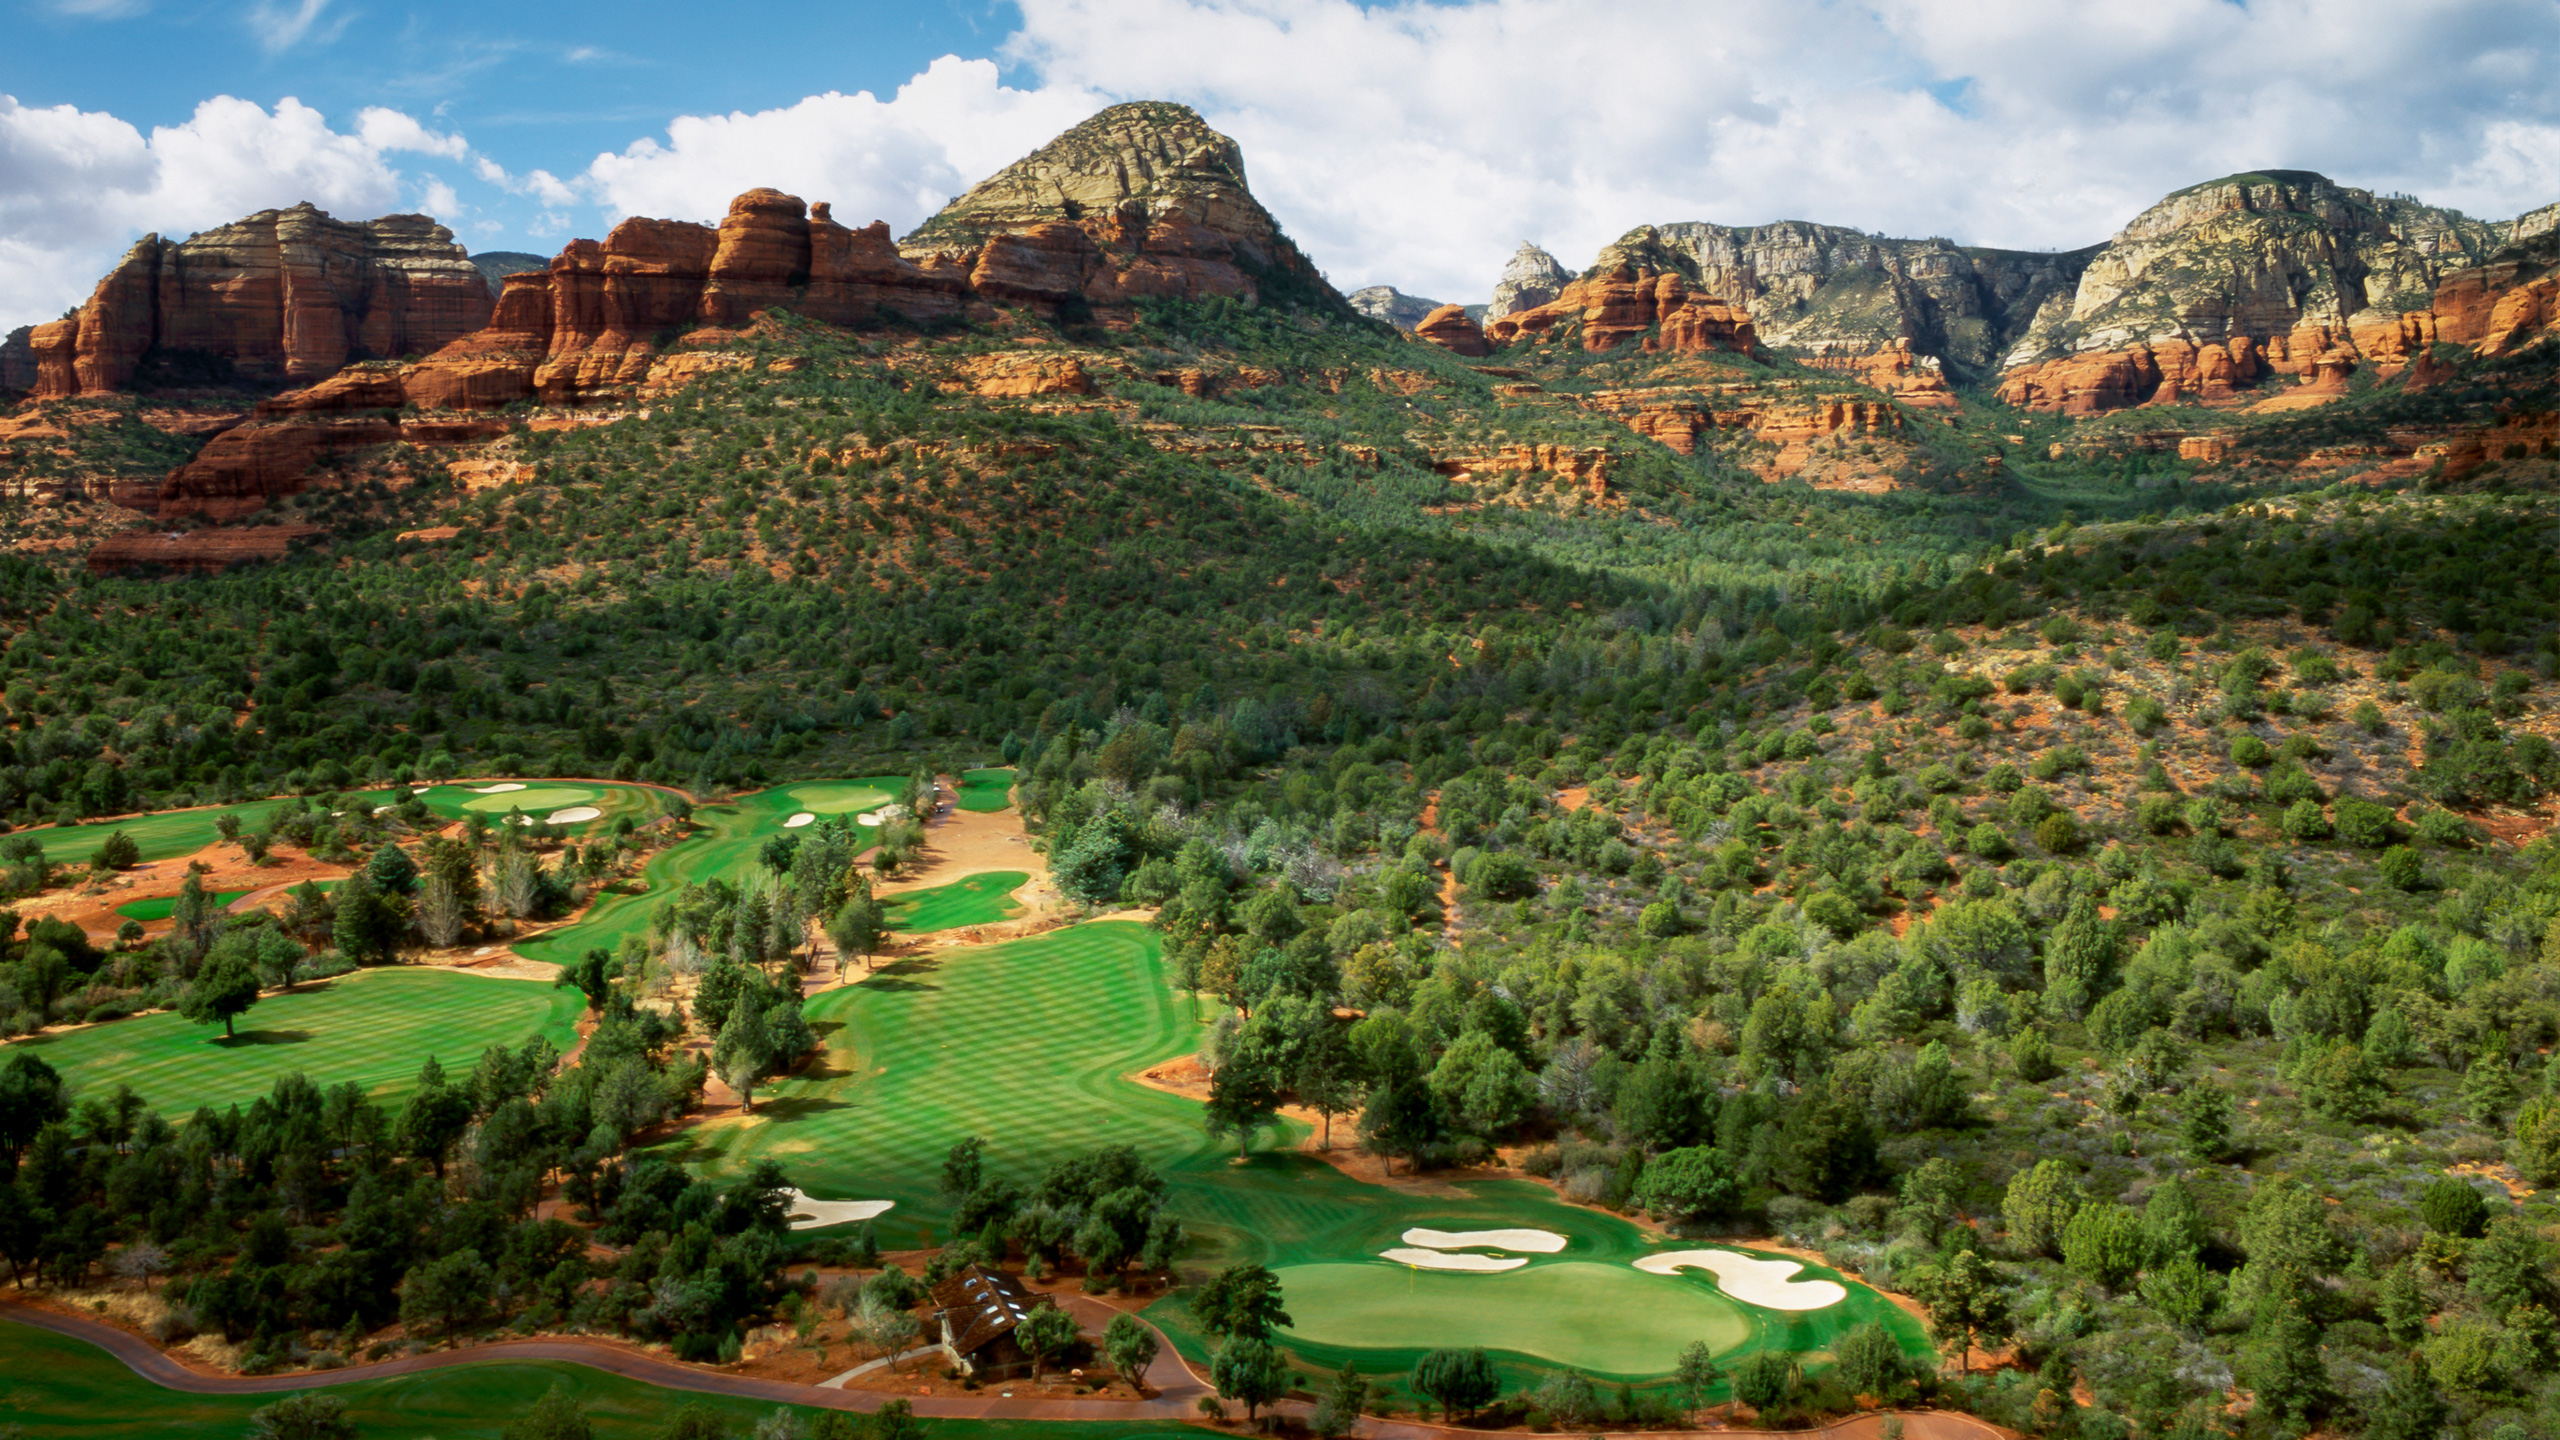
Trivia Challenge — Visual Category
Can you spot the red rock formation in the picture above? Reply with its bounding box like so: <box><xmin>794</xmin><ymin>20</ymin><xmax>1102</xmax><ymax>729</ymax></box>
<box><xmin>1414</xmin><ymin>305</ymin><xmax>1490</xmax><ymax>357</ymax></box>
<box><xmin>153</xmin><ymin>417</ymin><xmax>402</xmax><ymax>521</ymax></box>
<box><xmin>31</xmin><ymin>206</ymin><xmax>492</xmax><ymax>400</ymax></box>
<box><xmin>699</xmin><ymin>188</ymin><xmax>811</xmax><ymax>326</ymax></box>
<box><xmin>1484</xmin><ymin>265</ymin><xmax>1761</xmax><ymax>357</ymax></box>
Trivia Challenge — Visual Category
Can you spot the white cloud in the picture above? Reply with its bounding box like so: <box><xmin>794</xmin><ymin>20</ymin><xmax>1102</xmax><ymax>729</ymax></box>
<box><xmin>356</xmin><ymin>107</ymin><xmax>468</xmax><ymax>160</ymax></box>
<box><xmin>0</xmin><ymin>93</ymin><xmax>435</xmax><ymax>332</ymax></box>
<box><xmin>985</xmin><ymin>0</ymin><xmax>2560</xmax><ymax>300</ymax></box>
<box><xmin>578</xmin><ymin>54</ymin><xmax>1104</xmax><ymax>232</ymax></box>
<box><xmin>418</xmin><ymin>177</ymin><xmax>462</xmax><ymax>218</ymax></box>
<box><xmin>247</xmin><ymin>0</ymin><xmax>342</xmax><ymax>54</ymax></box>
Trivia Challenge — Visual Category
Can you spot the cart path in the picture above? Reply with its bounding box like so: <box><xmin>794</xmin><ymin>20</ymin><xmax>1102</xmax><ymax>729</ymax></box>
<box><xmin>5</xmin><ymin>1299</ymin><xmax>2008</xmax><ymax>1440</ymax></box>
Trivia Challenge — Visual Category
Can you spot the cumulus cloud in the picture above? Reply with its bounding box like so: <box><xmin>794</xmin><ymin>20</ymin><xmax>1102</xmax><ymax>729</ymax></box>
<box><xmin>578</xmin><ymin>55</ymin><xmax>1104</xmax><ymax>232</ymax></box>
<box><xmin>986</xmin><ymin>0</ymin><xmax>2560</xmax><ymax>300</ymax></box>
<box><xmin>0</xmin><ymin>94</ymin><xmax>434</xmax><ymax>332</ymax></box>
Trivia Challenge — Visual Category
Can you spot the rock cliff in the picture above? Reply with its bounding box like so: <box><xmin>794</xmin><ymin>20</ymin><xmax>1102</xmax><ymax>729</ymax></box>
<box><xmin>1347</xmin><ymin>286</ymin><xmax>1448</xmax><ymax>330</ymax></box>
<box><xmin>22</xmin><ymin>205</ymin><xmax>494</xmax><ymax>400</ymax></box>
<box><xmin>1487</xmin><ymin>243</ymin><xmax>1571</xmax><ymax>321</ymax></box>
<box><xmin>897</xmin><ymin>102</ymin><xmax>1340</xmax><ymax>313</ymax></box>
<box><xmin>1484</xmin><ymin>267</ymin><xmax>1761</xmax><ymax>358</ymax></box>
<box><xmin>1413</xmin><ymin>305</ymin><xmax>1492</xmax><ymax>357</ymax></box>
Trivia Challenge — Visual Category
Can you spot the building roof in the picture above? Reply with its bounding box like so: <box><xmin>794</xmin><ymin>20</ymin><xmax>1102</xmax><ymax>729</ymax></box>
<box><xmin>930</xmin><ymin>1264</ymin><xmax>1038</xmax><ymax>1357</ymax></box>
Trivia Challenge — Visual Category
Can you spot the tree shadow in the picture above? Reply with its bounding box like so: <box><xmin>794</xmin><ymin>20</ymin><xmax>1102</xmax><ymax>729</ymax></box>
<box><xmin>753</xmin><ymin>1094</ymin><xmax>849</xmax><ymax>1122</ymax></box>
<box><xmin>217</xmin><ymin>1029</ymin><xmax>315</xmax><ymax>1047</ymax></box>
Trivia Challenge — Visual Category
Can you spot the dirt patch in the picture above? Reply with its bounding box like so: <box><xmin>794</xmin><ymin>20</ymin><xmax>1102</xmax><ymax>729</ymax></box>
<box><xmin>21</xmin><ymin>841</ymin><xmax>348</xmax><ymax>943</ymax></box>
<box><xmin>2451</xmin><ymin>1160</ymin><xmax>2537</xmax><ymax>1199</ymax></box>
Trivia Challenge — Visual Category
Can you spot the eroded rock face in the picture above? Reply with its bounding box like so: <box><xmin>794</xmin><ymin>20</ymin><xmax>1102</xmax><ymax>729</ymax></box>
<box><xmin>1347</xmin><ymin>287</ymin><xmax>1449</xmax><ymax>330</ymax></box>
<box><xmin>1487</xmin><ymin>243</ymin><xmax>1571</xmax><ymax>321</ymax></box>
<box><xmin>87</xmin><ymin>524</ymin><xmax>326</xmax><ymax>576</ymax></box>
<box><xmin>1414</xmin><ymin>304</ymin><xmax>1491</xmax><ymax>357</ymax></box>
<box><xmin>1485</xmin><ymin>267</ymin><xmax>1761</xmax><ymax>357</ymax></box>
<box><xmin>898</xmin><ymin>101</ymin><xmax>1337</xmax><ymax>311</ymax></box>
<box><xmin>30</xmin><ymin>206</ymin><xmax>494</xmax><ymax>399</ymax></box>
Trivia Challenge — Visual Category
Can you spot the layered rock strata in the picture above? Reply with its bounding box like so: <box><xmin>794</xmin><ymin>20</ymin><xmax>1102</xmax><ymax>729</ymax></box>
<box><xmin>1485</xmin><ymin>268</ymin><xmax>1760</xmax><ymax>357</ymax></box>
<box><xmin>1414</xmin><ymin>305</ymin><xmax>1492</xmax><ymax>357</ymax></box>
<box><xmin>23</xmin><ymin>206</ymin><xmax>493</xmax><ymax>399</ymax></box>
<box><xmin>1486</xmin><ymin>243</ymin><xmax>1571</xmax><ymax>321</ymax></box>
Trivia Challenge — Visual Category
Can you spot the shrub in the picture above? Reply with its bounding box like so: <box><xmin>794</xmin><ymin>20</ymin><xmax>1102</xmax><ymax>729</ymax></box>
<box><xmin>1967</xmin><ymin>823</ymin><xmax>2013</xmax><ymax>859</ymax></box>
<box><xmin>2267</xmin><ymin>763</ymin><xmax>2325</xmax><ymax>805</ymax></box>
<box><xmin>2414</xmin><ymin>808</ymin><xmax>2477</xmax><ymax>847</ymax></box>
<box><xmin>2125</xmin><ymin>694</ymin><xmax>2168</xmax><ymax>735</ymax></box>
<box><xmin>2146</xmin><ymin>631</ymin><xmax>2183</xmax><ymax>662</ymax></box>
<box><xmin>1983</xmin><ymin>763</ymin><xmax>2024</xmax><ymax>793</ymax></box>
<box><xmin>2137</xmin><ymin>797</ymin><xmax>2182</xmax><ymax>835</ymax></box>
<box><xmin>2333</xmin><ymin>796</ymin><xmax>2394</xmax><ymax>847</ymax></box>
<box><xmin>2280</xmin><ymin>799</ymin><xmax>2332</xmax><ymax>841</ymax></box>
<box><xmin>2351</xmin><ymin>700</ymin><xmax>2387</xmax><ymax>735</ymax></box>
<box><xmin>2229</xmin><ymin>734</ymin><xmax>2273</xmax><ymax>768</ymax></box>
<box><xmin>2417</xmin><ymin>1177</ymin><xmax>2491</xmax><ymax>1238</ymax></box>
<box><xmin>2378</xmin><ymin>845</ymin><xmax>2426</xmax><ymax>891</ymax></box>
<box><xmin>2040</xmin><ymin>615</ymin><xmax>2083</xmax><ymax>646</ymax></box>
<box><xmin>2034</xmin><ymin>811</ymin><xmax>2082</xmax><ymax>854</ymax></box>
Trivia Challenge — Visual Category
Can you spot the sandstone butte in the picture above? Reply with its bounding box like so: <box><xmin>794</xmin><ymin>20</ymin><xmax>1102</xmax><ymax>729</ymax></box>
<box><xmin>1480</xmin><ymin>266</ymin><xmax>1764</xmax><ymax>357</ymax></box>
<box><xmin>1412</xmin><ymin>304</ymin><xmax>1491</xmax><ymax>357</ymax></box>
<box><xmin>16</xmin><ymin>204</ymin><xmax>494</xmax><ymax>401</ymax></box>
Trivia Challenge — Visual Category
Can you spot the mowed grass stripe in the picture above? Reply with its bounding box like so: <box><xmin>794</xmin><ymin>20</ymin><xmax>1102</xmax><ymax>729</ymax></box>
<box><xmin>664</xmin><ymin>920</ymin><xmax>1208</xmax><ymax>1246</ymax></box>
<box><xmin>14</xmin><ymin>969</ymin><xmax>581</xmax><ymax>1116</ymax></box>
<box><xmin>884</xmin><ymin>872</ymin><xmax>1027</xmax><ymax>932</ymax></box>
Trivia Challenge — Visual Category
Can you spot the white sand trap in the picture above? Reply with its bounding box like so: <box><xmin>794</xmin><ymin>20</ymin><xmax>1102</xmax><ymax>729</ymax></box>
<box><xmin>547</xmin><ymin>806</ymin><xmax>601</xmax><ymax>824</ymax></box>
<box><xmin>784</xmin><ymin>813</ymin><xmax>817</xmax><ymax>828</ymax></box>
<box><xmin>471</xmin><ymin>783</ymin><xmax>526</xmax><ymax>794</ymax></box>
<box><xmin>1403</xmin><ymin>1227</ymin><xmax>1567</xmax><ymax>1253</ymax></box>
<box><xmin>1634</xmin><ymin>1249</ymin><xmax>1848</xmax><ymax>1311</ymax></box>
<box><xmin>855</xmin><ymin>804</ymin><xmax>913</xmax><ymax>827</ymax></box>
<box><xmin>783</xmin><ymin>1189</ymin><xmax>895</xmax><ymax>1231</ymax></box>
<box><xmin>1381</xmin><ymin>1248</ymin><xmax>1527</xmax><ymax>1272</ymax></box>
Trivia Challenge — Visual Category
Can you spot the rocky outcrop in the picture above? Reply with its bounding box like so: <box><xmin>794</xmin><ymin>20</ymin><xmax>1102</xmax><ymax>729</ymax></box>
<box><xmin>1798</xmin><ymin>340</ymin><xmax>1959</xmax><ymax>410</ymax></box>
<box><xmin>898</xmin><ymin>102</ymin><xmax>1339</xmax><ymax>313</ymax></box>
<box><xmin>0</xmin><ymin>327</ymin><xmax>34</xmax><ymax>394</ymax></box>
<box><xmin>1487</xmin><ymin>243</ymin><xmax>1571</xmax><ymax>321</ymax></box>
<box><xmin>1485</xmin><ymin>267</ymin><xmax>1761</xmax><ymax>357</ymax></box>
<box><xmin>1414</xmin><ymin>305</ymin><xmax>1491</xmax><ymax>357</ymax></box>
<box><xmin>950</xmin><ymin>351</ymin><xmax>1099</xmax><ymax>398</ymax></box>
<box><xmin>1347</xmin><ymin>287</ymin><xmax>1449</xmax><ymax>330</ymax></box>
<box><xmin>87</xmin><ymin>524</ymin><xmax>325</xmax><ymax>576</ymax></box>
<box><xmin>28</xmin><ymin>206</ymin><xmax>494</xmax><ymax>400</ymax></box>
<box><xmin>1584</xmin><ymin>381</ymin><xmax>1904</xmax><ymax>486</ymax></box>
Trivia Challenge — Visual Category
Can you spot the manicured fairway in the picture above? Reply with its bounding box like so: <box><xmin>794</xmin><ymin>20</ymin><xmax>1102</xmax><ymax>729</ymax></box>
<box><xmin>955</xmin><ymin>768</ymin><xmax>1016</xmax><ymax>812</ymax></box>
<box><xmin>664</xmin><ymin>920</ymin><xmax>1211</xmax><ymax>1244</ymax></box>
<box><xmin>513</xmin><ymin>779</ymin><xmax>904</xmax><ymax>967</ymax></box>
<box><xmin>885</xmin><ymin>871</ymin><xmax>1028</xmax><ymax>931</ymax></box>
<box><xmin>115</xmin><ymin>888</ymin><xmax>253</xmax><ymax>921</ymax></box>
<box><xmin>674</xmin><ymin>916</ymin><xmax>1932</xmax><ymax>1388</ymax></box>
<box><xmin>778</xmin><ymin>781</ymin><xmax>898</xmax><ymax>815</ymax></box>
<box><xmin>0</xmin><ymin>1321</ymin><xmax>1187</xmax><ymax>1440</ymax></box>
<box><xmin>29</xmin><ymin>800</ymin><xmax>292</xmax><ymax>867</ymax></box>
<box><xmin>12</xmin><ymin>969</ymin><xmax>580</xmax><ymax>1115</ymax></box>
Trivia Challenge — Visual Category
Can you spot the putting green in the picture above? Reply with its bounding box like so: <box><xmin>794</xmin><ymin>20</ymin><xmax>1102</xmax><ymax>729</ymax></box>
<box><xmin>780</xmin><ymin>782</ymin><xmax>897</xmax><ymax>815</ymax></box>
<box><xmin>956</xmin><ymin>769</ymin><xmax>1015</xmax><ymax>813</ymax></box>
<box><xmin>1274</xmin><ymin>1261</ymin><xmax>1750</xmax><ymax>1372</ymax></box>
<box><xmin>0</xmin><ymin>1319</ymin><xmax>1179</xmax><ymax>1440</ymax></box>
<box><xmin>114</xmin><ymin>889</ymin><xmax>252</xmax><ymax>922</ymax></box>
<box><xmin>456</xmin><ymin>785</ymin><xmax>598</xmax><ymax>814</ymax></box>
<box><xmin>14</xmin><ymin>968</ymin><xmax>580</xmax><ymax>1116</ymax></box>
<box><xmin>885</xmin><ymin>871</ymin><xmax>1028</xmax><ymax>932</ymax></box>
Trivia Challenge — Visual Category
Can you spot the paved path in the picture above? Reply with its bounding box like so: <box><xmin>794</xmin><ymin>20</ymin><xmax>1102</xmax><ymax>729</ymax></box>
<box><xmin>1</xmin><ymin>1300</ymin><xmax>2005</xmax><ymax>1440</ymax></box>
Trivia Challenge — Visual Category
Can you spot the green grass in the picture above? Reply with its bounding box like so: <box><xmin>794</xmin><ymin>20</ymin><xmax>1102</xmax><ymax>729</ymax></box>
<box><xmin>0</xmin><ymin>1320</ymin><xmax>1191</xmax><ymax>1440</ymax></box>
<box><xmin>1267</xmin><ymin>1261</ymin><xmax>1748</xmax><ymax>1373</ymax></box>
<box><xmin>885</xmin><ymin>872</ymin><xmax>1028</xmax><ymax>932</ymax></box>
<box><xmin>667</xmin><ymin>921</ymin><xmax>1933</xmax><ymax>1387</ymax></box>
<box><xmin>777</xmin><ymin>781</ymin><xmax>898</xmax><ymax>816</ymax></box>
<box><xmin>114</xmin><ymin>878</ymin><xmax>341</xmax><ymax>923</ymax></box>
<box><xmin>30</xmin><ymin>800</ymin><xmax>292</xmax><ymax>867</ymax></box>
<box><xmin>955</xmin><ymin>769</ymin><xmax>1016</xmax><ymax>813</ymax></box>
<box><xmin>11</xmin><ymin>969</ymin><xmax>580</xmax><ymax>1115</ymax></box>
<box><xmin>660</xmin><ymin>920</ymin><xmax>1205</xmax><ymax>1246</ymax></box>
<box><xmin>512</xmin><ymin>779</ymin><xmax>904</xmax><ymax>967</ymax></box>
<box><xmin>453</xmin><ymin>785</ymin><xmax>600</xmax><ymax>815</ymax></box>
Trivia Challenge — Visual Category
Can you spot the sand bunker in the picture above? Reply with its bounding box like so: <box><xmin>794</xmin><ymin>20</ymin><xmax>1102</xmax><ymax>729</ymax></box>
<box><xmin>471</xmin><ymin>783</ymin><xmax>526</xmax><ymax>794</ymax></box>
<box><xmin>782</xmin><ymin>1189</ymin><xmax>895</xmax><ymax>1231</ymax></box>
<box><xmin>1381</xmin><ymin>1248</ymin><xmax>1528</xmax><ymax>1272</ymax></box>
<box><xmin>547</xmin><ymin>806</ymin><xmax>601</xmax><ymax>824</ymax></box>
<box><xmin>1403</xmin><ymin>1227</ymin><xmax>1567</xmax><ymax>1253</ymax></box>
<box><xmin>1634</xmin><ymin>1249</ymin><xmax>1847</xmax><ymax>1311</ymax></box>
<box><xmin>784</xmin><ymin>813</ymin><xmax>816</xmax><ymax>829</ymax></box>
<box><xmin>856</xmin><ymin>805</ymin><xmax>912</xmax><ymax>827</ymax></box>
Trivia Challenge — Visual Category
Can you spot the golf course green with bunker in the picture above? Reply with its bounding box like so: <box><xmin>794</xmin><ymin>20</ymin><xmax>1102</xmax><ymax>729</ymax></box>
<box><xmin>884</xmin><ymin>871</ymin><xmax>1028</xmax><ymax>932</ymax></box>
<box><xmin>511</xmin><ymin>778</ymin><xmax>907</xmax><ymax>967</ymax></box>
<box><xmin>668</xmin><ymin>919</ymin><xmax>1930</xmax><ymax>1391</ymax></box>
<box><xmin>405</xmin><ymin>780</ymin><xmax>665</xmax><ymax>832</ymax></box>
<box><xmin>0</xmin><ymin>1320</ymin><xmax>1189</xmax><ymax>1440</ymax></box>
<box><xmin>13</xmin><ymin>968</ymin><xmax>580</xmax><ymax>1116</ymax></box>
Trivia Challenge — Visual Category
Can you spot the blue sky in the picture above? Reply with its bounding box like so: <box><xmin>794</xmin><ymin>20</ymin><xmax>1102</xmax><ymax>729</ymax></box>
<box><xmin>5</xmin><ymin>0</ymin><xmax>2557</xmax><ymax>333</ymax></box>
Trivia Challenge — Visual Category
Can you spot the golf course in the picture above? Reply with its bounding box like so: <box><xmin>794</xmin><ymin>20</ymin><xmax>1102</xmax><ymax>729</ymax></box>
<box><xmin>511</xmin><ymin>777</ymin><xmax>908</xmax><ymax>967</ymax></box>
<box><xmin>14</xmin><ymin>968</ymin><xmax>581</xmax><ymax>1115</ymax></box>
<box><xmin>667</xmin><ymin>916</ymin><xmax>1930</xmax><ymax>1391</ymax></box>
